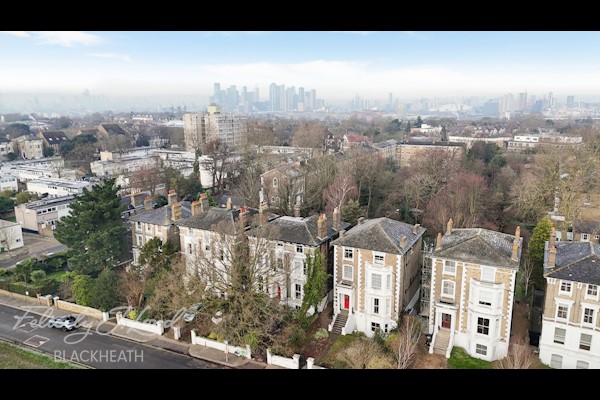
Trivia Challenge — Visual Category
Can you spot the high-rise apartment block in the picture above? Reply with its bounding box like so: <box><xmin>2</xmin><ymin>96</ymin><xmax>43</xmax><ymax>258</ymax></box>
<box><xmin>183</xmin><ymin>105</ymin><xmax>248</xmax><ymax>152</ymax></box>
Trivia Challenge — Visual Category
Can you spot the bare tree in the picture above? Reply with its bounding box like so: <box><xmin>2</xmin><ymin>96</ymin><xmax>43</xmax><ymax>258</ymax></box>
<box><xmin>494</xmin><ymin>337</ymin><xmax>534</xmax><ymax>369</ymax></box>
<box><xmin>128</xmin><ymin>163</ymin><xmax>164</xmax><ymax>198</ymax></box>
<box><xmin>323</xmin><ymin>172</ymin><xmax>357</xmax><ymax>215</ymax></box>
<box><xmin>521</xmin><ymin>257</ymin><xmax>534</xmax><ymax>297</ymax></box>
<box><xmin>201</xmin><ymin>139</ymin><xmax>234</xmax><ymax>193</ymax></box>
<box><xmin>185</xmin><ymin>217</ymin><xmax>289</xmax><ymax>350</ymax></box>
<box><xmin>423</xmin><ymin>172</ymin><xmax>489</xmax><ymax>233</ymax></box>
<box><xmin>51</xmin><ymin>160</ymin><xmax>66</xmax><ymax>178</ymax></box>
<box><xmin>231</xmin><ymin>165</ymin><xmax>262</xmax><ymax>209</ymax></box>
<box><xmin>291</xmin><ymin>122</ymin><xmax>326</xmax><ymax>158</ymax></box>
<box><xmin>303</xmin><ymin>155</ymin><xmax>337</xmax><ymax>214</ymax></box>
<box><xmin>388</xmin><ymin>314</ymin><xmax>422</xmax><ymax>369</ymax></box>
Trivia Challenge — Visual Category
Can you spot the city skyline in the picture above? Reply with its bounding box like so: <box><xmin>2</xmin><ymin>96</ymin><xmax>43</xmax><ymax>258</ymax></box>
<box><xmin>2</xmin><ymin>31</ymin><xmax>600</xmax><ymax>106</ymax></box>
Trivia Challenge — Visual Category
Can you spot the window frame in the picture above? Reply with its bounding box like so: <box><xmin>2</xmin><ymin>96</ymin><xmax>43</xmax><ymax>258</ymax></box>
<box><xmin>342</xmin><ymin>264</ymin><xmax>353</xmax><ymax>281</ymax></box>
<box><xmin>373</xmin><ymin>298</ymin><xmax>380</xmax><ymax>314</ymax></box>
<box><xmin>583</xmin><ymin>307</ymin><xmax>594</xmax><ymax>325</ymax></box>
<box><xmin>556</xmin><ymin>303</ymin><xmax>569</xmax><ymax>320</ymax></box>
<box><xmin>559</xmin><ymin>280</ymin><xmax>572</xmax><ymax>296</ymax></box>
<box><xmin>343</xmin><ymin>247</ymin><xmax>353</xmax><ymax>260</ymax></box>
<box><xmin>553</xmin><ymin>327</ymin><xmax>566</xmax><ymax>344</ymax></box>
<box><xmin>371</xmin><ymin>273</ymin><xmax>382</xmax><ymax>290</ymax></box>
<box><xmin>296</xmin><ymin>244</ymin><xmax>303</xmax><ymax>254</ymax></box>
<box><xmin>478</xmin><ymin>290</ymin><xmax>492</xmax><ymax>307</ymax></box>
<box><xmin>443</xmin><ymin>260</ymin><xmax>456</xmax><ymax>276</ymax></box>
<box><xmin>586</xmin><ymin>284</ymin><xmax>599</xmax><ymax>300</ymax></box>
<box><xmin>441</xmin><ymin>279</ymin><xmax>455</xmax><ymax>299</ymax></box>
<box><xmin>373</xmin><ymin>253</ymin><xmax>385</xmax><ymax>265</ymax></box>
<box><xmin>272</xmin><ymin>177</ymin><xmax>279</xmax><ymax>188</ymax></box>
<box><xmin>477</xmin><ymin>317</ymin><xmax>490</xmax><ymax>335</ymax></box>
<box><xmin>475</xmin><ymin>344</ymin><xmax>487</xmax><ymax>356</ymax></box>
<box><xmin>480</xmin><ymin>266</ymin><xmax>495</xmax><ymax>282</ymax></box>
<box><xmin>295</xmin><ymin>283</ymin><xmax>302</xmax><ymax>300</ymax></box>
<box><xmin>579</xmin><ymin>333</ymin><xmax>592</xmax><ymax>351</ymax></box>
<box><xmin>550</xmin><ymin>354</ymin><xmax>563</xmax><ymax>369</ymax></box>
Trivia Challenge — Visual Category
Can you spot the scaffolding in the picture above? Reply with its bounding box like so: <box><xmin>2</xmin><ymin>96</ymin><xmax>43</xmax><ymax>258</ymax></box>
<box><xmin>420</xmin><ymin>241</ymin><xmax>434</xmax><ymax>319</ymax></box>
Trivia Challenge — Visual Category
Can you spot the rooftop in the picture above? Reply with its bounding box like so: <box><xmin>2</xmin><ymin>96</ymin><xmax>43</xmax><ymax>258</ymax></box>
<box><xmin>545</xmin><ymin>241</ymin><xmax>600</xmax><ymax>285</ymax></box>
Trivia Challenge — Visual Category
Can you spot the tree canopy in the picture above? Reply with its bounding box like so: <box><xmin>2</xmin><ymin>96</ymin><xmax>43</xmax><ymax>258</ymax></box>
<box><xmin>54</xmin><ymin>178</ymin><xmax>127</xmax><ymax>275</ymax></box>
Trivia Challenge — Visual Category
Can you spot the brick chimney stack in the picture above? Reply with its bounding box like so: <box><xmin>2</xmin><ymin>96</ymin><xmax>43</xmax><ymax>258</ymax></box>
<box><xmin>293</xmin><ymin>203</ymin><xmax>301</xmax><ymax>217</ymax></box>
<box><xmin>357</xmin><ymin>217</ymin><xmax>364</xmax><ymax>225</ymax></box>
<box><xmin>400</xmin><ymin>235</ymin><xmax>408</xmax><ymax>248</ymax></box>
<box><xmin>226</xmin><ymin>196</ymin><xmax>232</xmax><ymax>210</ymax></box>
<box><xmin>549</xmin><ymin>227</ymin><xmax>556</xmax><ymax>248</ymax></box>
<box><xmin>317</xmin><ymin>214</ymin><xmax>327</xmax><ymax>239</ymax></box>
<box><xmin>511</xmin><ymin>225</ymin><xmax>521</xmax><ymax>262</ymax></box>
<box><xmin>144</xmin><ymin>196</ymin><xmax>153</xmax><ymax>211</ymax></box>
<box><xmin>435</xmin><ymin>232</ymin><xmax>442</xmax><ymax>250</ymax></box>
<box><xmin>199</xmin><ymin>193</ymin><xmax>209</xmax><ymax>212</ymax></box>
<box><xmin>548</xmin><ymin>245</ymin><xmax>557</xmax><ymax>268</ymax></box>
<box><xmin>167</xmin><ymin>189</ymin><xmax>177</xmax><ymax>205</ymax></box>
<box><xmin>239</xmin><ymin>206</ymin><xmax>249</xmax><ymax>228</ymax></box>
<box><xmin>446</xmin><ymin>218</ymin><xmax>453</xmax><ymax>235</ymax></box>
<box><xmin>259</xmin><ymin>202</ymin><xmax>269</xmax><ymax>225</ymax></box>
<box><xmin>191</xmin><ymin>200</ymin><xmax>201</xmax><ymax>216</ymax></box>
<box><xmin>171</xmin><ymin>202</ymin><xmax>182</xmax><ymax>220</ymax></box>
<box><xmin>333</xmin><ymin>207</ymin><xmax>341</xmax><ymax>231</ymax></box>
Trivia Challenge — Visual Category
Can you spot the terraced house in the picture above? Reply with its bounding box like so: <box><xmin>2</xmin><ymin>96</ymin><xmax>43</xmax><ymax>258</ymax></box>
<box><xmin>329</xmin><ymin>217</ymin><xmax>426</xmax><ymax>337</ymax></box>
<box><xmin>538</xmin><ymin>229</ymin><xmax>600</xmax><ymax>369</ymax></box>
<box><xmin>425</xmin><ymin>220</ymin><xmax>522</xmax><ymax>361</ymax></box>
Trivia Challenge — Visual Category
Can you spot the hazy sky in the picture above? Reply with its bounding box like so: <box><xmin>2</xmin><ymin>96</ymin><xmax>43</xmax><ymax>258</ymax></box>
<box><xmin>2</xmin><ymin>31</ymin><xmax>600</xmax><ymax>102</ymax></box>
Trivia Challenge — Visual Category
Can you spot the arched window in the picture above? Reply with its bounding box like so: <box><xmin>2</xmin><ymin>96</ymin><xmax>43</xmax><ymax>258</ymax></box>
<box><xmin>273</xmin><ymin>178</ymin><xmax>279</xmax><ymax>188</ymax></box>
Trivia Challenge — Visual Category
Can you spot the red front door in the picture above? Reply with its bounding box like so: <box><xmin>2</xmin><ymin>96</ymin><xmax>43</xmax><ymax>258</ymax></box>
<box><xmin>441</xmin><ymin>313</ymin><xmax>451</xmax><ymax>329</ymax></box>
<box><xmin>343</xmin><ymin>295</ymin><xmax>350</xmax><ymax>309</ymax></box>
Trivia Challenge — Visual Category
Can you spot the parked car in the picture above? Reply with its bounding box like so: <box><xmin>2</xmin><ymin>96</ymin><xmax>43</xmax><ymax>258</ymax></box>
<box><xmin>48</xmin><ymin>315</ymin><xmax>78</xmax><ymax>331</ymax></box>
<box><xmin>183</xmin><ymin>303</ymin><xmax>203</xmax><ymax>323</ymax></box>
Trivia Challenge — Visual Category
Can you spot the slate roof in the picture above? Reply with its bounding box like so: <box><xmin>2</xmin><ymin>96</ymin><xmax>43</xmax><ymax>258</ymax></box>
<box><xmin>41</xmin><ymin>130</ymin><xmax>68</xmax><ymax>143</ymax></box>
<box><xmin>573</xmin><ymin>220</ymin><xmax>600</xmax><ymax>235</ymax></box>
<box><xmin>174</xmin><ymin>206</ymin><xmax>258</xmax><ymax>233</ymax></box>
<box><xmin>99</xmin><ymin>123</ymin><xmax>128</xmax><ymax>135</ymax></box>
<box><xmin>129</xmin><ymin>201</ymin><xmax>192</xmax><ymax>225</ymax></box>
<box><xmin>331</xmin><ymin>217</ymin><xmax>426</xmax><ymax>255</ymax></box>
<box><xmin>544</xmin><ymin>241</ymin><xmax>600</xmax><ymax>285</ymax></box>
<box><xmin>432</xmin><ymin>228</ymin><xmax>522</xmax><ymax>270</ymax></box>
<box><xmin>254</xmin><ymin>215</ymin><xmax>350</xmax><ymax>246</ymax></box>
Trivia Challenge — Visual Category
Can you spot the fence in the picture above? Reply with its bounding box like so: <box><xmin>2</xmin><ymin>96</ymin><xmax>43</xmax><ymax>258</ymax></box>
<box><xmin>190</xmin><ymin>330</ymin><xmax>252</xmax><ymax>359</ymax></box>
<box><xmin>116</xmin><ymin>311</ymin><xmax>164</xmax><ymax>335</ymax></box>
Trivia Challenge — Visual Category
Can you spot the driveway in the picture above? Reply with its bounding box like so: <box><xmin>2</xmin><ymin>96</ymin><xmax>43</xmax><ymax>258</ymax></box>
<box><xmin>0</xmin><ymin>232</ymin><xmax>68</xmax><ymax>269</ymax></box>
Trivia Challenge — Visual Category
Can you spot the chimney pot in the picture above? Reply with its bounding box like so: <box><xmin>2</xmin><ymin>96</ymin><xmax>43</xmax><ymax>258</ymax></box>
<box><xmin>413</xmin><ymin>223</ymin><xmax>420</xmax><ymax>235</ymax></box>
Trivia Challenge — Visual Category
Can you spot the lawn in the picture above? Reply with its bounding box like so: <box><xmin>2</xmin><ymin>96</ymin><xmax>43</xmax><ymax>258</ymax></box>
<box><xmin>447</xmin><ymin>347</ymin><xmax>492</xmax><ymax>369</ymax></box>
<box><xmin>317</xmin><ymin>333</ymin><xmax>364</xmax><ymax>369</ymax></box>
<box><xmin>46</xmin><ymin>270</ymin><xmax>69</xmax><ymax>281</ymax></box>
<box><xmin>0</xmin><ymin>341</ymin><xmax>83</xmax><ymax>369</ymax></box>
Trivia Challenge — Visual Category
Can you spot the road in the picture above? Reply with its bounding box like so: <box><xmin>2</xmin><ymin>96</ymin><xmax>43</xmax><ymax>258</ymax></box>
<box><xmin>0</xmin><ymin>304</ymin><xmax>225</xmax><ymax>369</ymax></box>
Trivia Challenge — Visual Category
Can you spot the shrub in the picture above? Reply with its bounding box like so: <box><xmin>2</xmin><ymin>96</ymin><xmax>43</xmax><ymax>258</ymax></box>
<box><xmin>30</xmin><ymin>270</ymin><xmax>47</xmax><ymax>285</ymax></box>
<box><xmin>128</xmin><ymin>309</ymin><xmax>139</xmax><ymax>320</ymax></box>
<box><xmin>314</xmin><ymin>328</ymin><xmax>329</xmax><ymax>340</ymax></box>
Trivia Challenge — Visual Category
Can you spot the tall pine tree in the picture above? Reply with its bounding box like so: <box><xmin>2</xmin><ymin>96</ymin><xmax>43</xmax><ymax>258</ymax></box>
<box><xmin>55</xmin><ymin>178</ymin><xmax>126</xmax><ymax>276</ymax></box>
